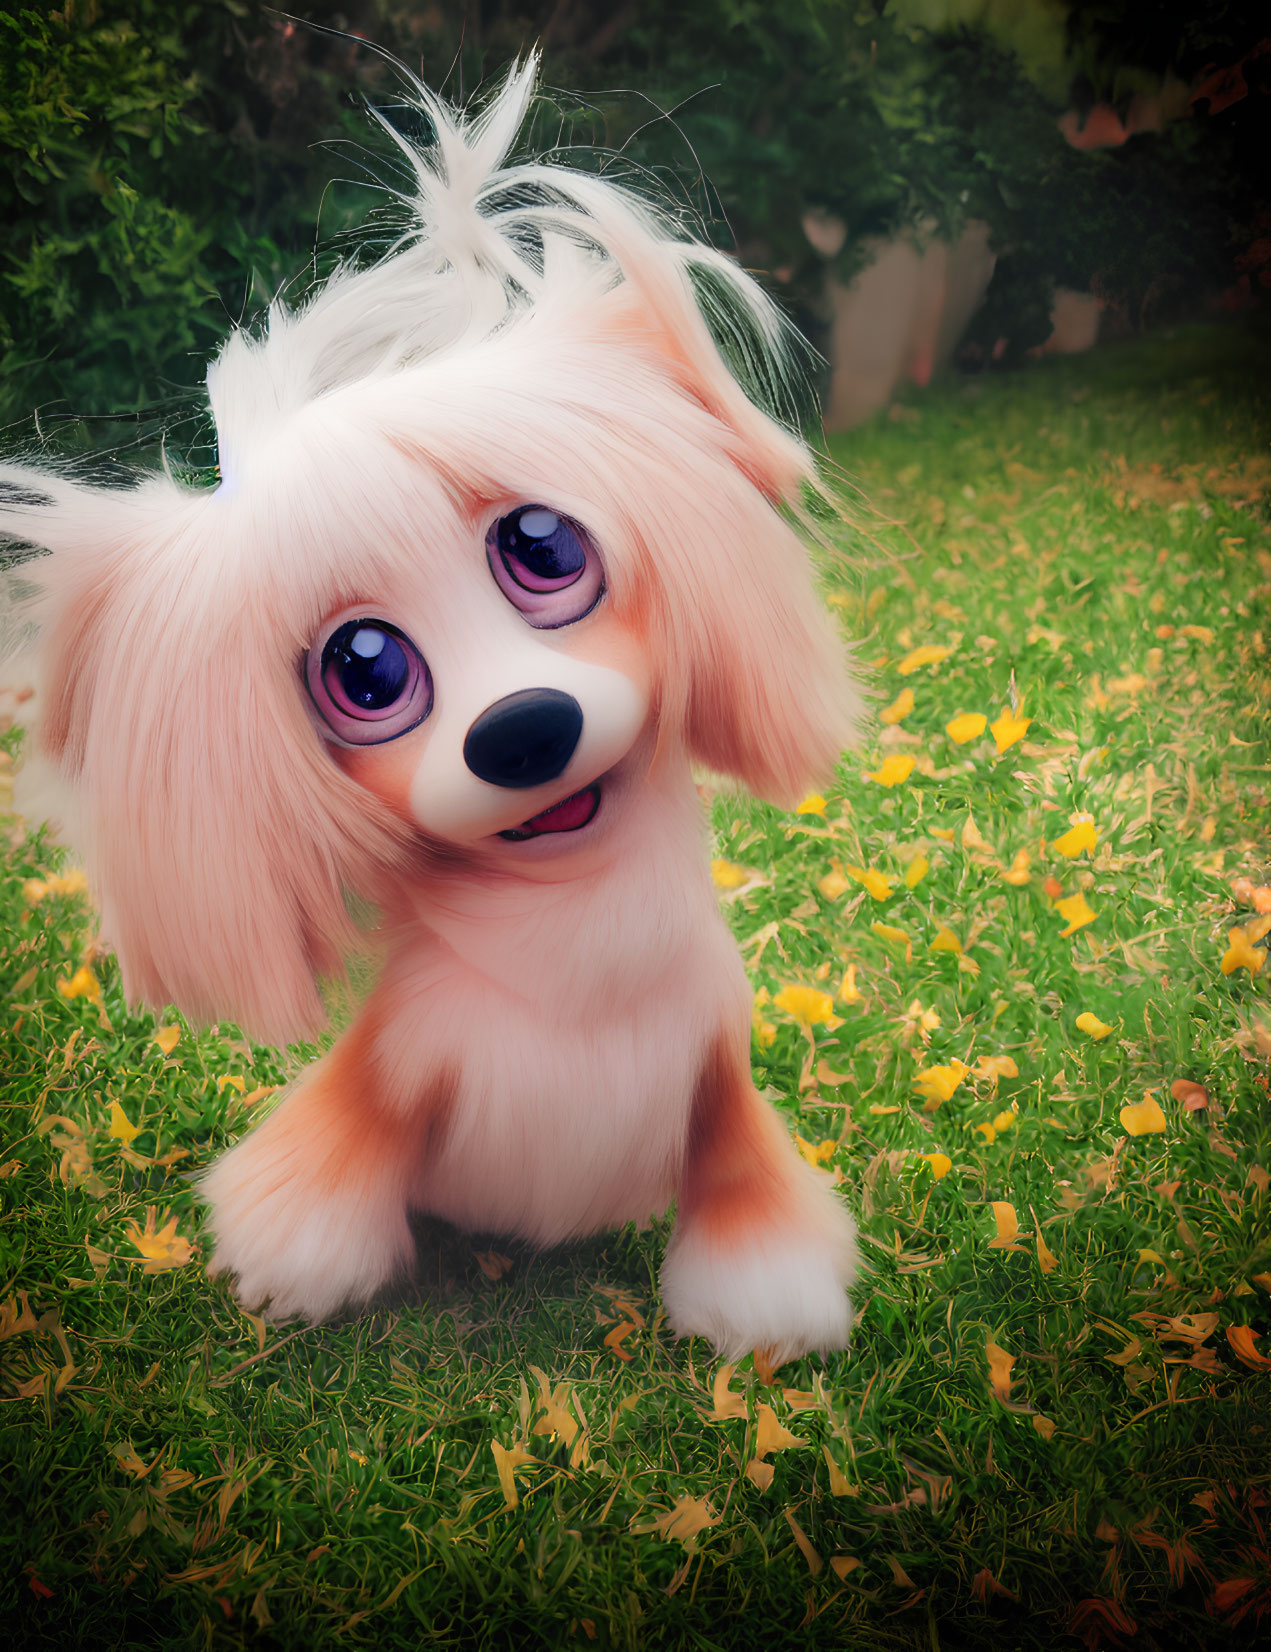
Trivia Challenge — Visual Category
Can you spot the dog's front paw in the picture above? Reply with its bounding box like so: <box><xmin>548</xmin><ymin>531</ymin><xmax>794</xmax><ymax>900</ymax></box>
<box><xmin>200</xmin><ymin>1139</ymin><xmax>414</xmax><ymax>1321</ymax></box>
<box><xmin>660</xmin><ymin>1204</ymin><xmax>856</xmax><ymax>1364</ymax></box>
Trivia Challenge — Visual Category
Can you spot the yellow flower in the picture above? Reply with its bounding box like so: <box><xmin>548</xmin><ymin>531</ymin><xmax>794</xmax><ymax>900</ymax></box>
<box><xmin>796</xmin><ymin>794</ymin><xmax>827</xmax><ymax>816</ymax></box>
<box><xmin>946</xmin><ymin>712</ymin><xmax>987</xmax><ymax>745</ymax></box>
<box><xmin>773</xmin><ymin>985</ymin><xmax>836</xmax><ymax>1026</ymax></box>
<box><xmin>865</xmin><ymin>754</ymin><xmax>915</xmax><ymax>788</ymax></box>
<box><xmin>930</xmin><ymin>927</ymin><xmax>962</xmax><ymax>955</ymax></box>
<box><xmin>1221</xmin><ymin>926</ymin><xmax>1267</xmax><ymax>976</ymax></box>
<box><xmin>917</xmin><ymin>1152</ymin><xmax>952</xmax><ymax>1180</ymax></box>
<box><xmin>880</xmin><ymin>687</ymin><xmax>915</xmax><ymax>725</ymax></box>
<box><xmin>904</xmin><ymin>854</ymin><xmax>930</xmax><ymax>889</ymax></box>
<box><xmin>57</xmin><ymin>965</ymin><xmax>101</xmax><ymax>1003</ymax></box>
<box><xmin>1001</xmin><ymin>849</ymin><xmax>1031</xmax><ymax>885</ymax></box>
<box><xmin>1075</xmin><ymin>1012</ymin><xmax>1113</xmax><ymax>1039</ymax></box>
<box><xmin>1053</xmin><ymin>814</ymin><xmax>1099</xmax><ymax>858</ymax></box>
<box><xmin>930</xmin><ymin>826</ymin><xmax>956</xmax><ymax>842</ymax></box>
<box><xmin>837</xmin><ymin>963</ymin><xmax>862</xmax><ymax>1004</ymax></box>
<box><xmin>711</xmin><ymin>859</ymin><xmax>750</xmax><ymax>890</ymax></box>
<box><xmin>897</xmin><ymin>644</ymin><xmax>951</xmax><ymax>676</ymax></box>
<box><xmin>913</xmin><ymin>1060</ymin><xmax>969</xmax><ymax>1109</ymax></box>
<box><xmin>991</xmin><ymin>1109</ymin><xmax>1016</xmax><ymax>1132</ymax></box>
<box><xmin>846</xmin><ymin>865</ymin><xmax>893</xmax><ymax>901</ymax></box>
<box><xmin>989</xmin><ymin>709</ymin><xmax>1031</xmax><ymax>753</ymax></box>
<box><xmin>153</xmin><ymin>1024</ymin><xmax>181</xmax><ymax>1056</ymax></box>
<box><xmin>1120</xmin><ymin>1091</ymin><xmax>1167</xmax><ymax>1136</ymax></box>
<box><xmin>1055</xmin><ymin>892</ymin><xmax>1097</xmax><ymax>937</ymax></box>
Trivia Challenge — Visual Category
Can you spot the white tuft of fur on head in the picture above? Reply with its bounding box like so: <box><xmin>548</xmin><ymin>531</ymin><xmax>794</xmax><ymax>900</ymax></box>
<box><xmin>208</xmin><ymin>53</ymin><xmax>816</xmax><ymax>498</ymax></box>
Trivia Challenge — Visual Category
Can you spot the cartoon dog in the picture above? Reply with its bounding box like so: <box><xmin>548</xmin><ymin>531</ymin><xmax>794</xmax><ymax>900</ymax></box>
<box><xmin>3</xmin><ymin>59</ymin><xmax>860</xmax><ymax>1361</ymax></box>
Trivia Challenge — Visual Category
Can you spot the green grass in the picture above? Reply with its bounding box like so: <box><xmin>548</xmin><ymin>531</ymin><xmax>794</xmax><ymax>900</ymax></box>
<box><xmin>2</xmin><ymin>322</ymin><xmax>1270</xmax><ymax>1650</ymax></box>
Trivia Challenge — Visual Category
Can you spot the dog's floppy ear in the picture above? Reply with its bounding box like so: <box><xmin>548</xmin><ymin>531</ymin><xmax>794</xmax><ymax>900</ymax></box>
<box><xmin>1</xmin><ymin>466</ymin><xmax>407</xmax><ymax>1044</ymax></box>
<box><xmin>556</xmin><ymin>234</ymin><xmax>860</xmax><ymax>804</ymax></box>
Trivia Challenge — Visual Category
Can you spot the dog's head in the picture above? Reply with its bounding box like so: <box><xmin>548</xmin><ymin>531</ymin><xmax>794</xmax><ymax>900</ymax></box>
<box><xmin>1</xmin><ymin>58</ymin><xmax>859</xmax><ymax>1043</ymax></box>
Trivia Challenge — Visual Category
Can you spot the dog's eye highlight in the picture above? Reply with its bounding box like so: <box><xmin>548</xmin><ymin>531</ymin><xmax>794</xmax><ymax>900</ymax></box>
<box><xmin>306</xmin><ymin>619</ymin><xmax>432</xmax><ymax>744</ymax></box>
<box><xmin>488</xmin><ymin>506</ymin><xmax>604</xmax><ymax>628</ymax></box>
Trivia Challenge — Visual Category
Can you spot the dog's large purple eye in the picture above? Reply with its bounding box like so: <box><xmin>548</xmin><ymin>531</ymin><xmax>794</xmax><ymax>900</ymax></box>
<box><xmin>305</xmin><ymin>618</ymin><xmax>432</xmax><ymax>744</ymax></box>
<box><xmin>487</xmin><ymin>506</ymin><xmax>604</xmax><ymax>628</ymax></box>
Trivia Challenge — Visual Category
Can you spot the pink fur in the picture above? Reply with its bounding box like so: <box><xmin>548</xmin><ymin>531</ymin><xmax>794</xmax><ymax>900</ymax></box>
<box><xmin>2</xmin><ymin>58</ymin><xmax>860</xmax><ymax>1359</ymax></box>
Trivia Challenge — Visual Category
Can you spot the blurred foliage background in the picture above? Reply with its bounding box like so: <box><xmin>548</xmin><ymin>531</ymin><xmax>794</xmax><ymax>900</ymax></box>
<box><xmin>2</xmin><ymin>0</ymin><xmax>1268</xmax><ymax>444</ymax></box>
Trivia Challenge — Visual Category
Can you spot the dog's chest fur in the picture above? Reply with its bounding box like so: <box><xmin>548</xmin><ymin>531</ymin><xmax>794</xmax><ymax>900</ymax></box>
<box><xmin>372</xmin><ymin>761</ymin><xmax>751</xmax><ymax>1244</ymax></box>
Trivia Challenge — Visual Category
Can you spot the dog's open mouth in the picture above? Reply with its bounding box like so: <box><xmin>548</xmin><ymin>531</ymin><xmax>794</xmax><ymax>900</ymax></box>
<box><xmin>498</xmin><ymin>782</ymin><xmax>601</xmax><ymax>841</ymax></box>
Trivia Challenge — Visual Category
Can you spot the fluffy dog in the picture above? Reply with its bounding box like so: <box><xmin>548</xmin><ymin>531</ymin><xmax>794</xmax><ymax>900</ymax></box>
<box><xmin>2</xmin><ymin>60</ymin><xmax>860</xmax><ymax>1361</ymax></box>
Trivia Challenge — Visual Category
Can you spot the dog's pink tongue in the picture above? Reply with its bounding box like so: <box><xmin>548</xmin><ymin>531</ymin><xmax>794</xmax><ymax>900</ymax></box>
<box><xmin>519</xmin><ymin>786</ymin><xmax>598</xmax><ymax>835</ymax></box>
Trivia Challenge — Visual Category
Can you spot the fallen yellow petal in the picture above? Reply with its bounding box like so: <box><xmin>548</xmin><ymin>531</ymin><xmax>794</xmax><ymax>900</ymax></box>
<box><xmin>989</xmin><ymin>709</ymin><xmax>1031</xmax><ymax>754</ymax></box>
<box><xmin>1226</xmin><ymin>1326</ymin><xmax>1271</xmax><ymax>1371</ymax></box>
<box><xmin>784</xmin><ymin>1507</ymin><xmax>822</xmax><ymax>1576</ymax></box>
<box><xmin>1001</xmin><ymin>849</ymin><xmax>1031</xmax><ymax>886</ymax></box>
<box><xmin>846</xmin><ymin>865</ymin><xmax>894</xmax><ymax>901</ymax></box>
<box><xmin>711</xmin><ymin>1363</ymin><xmax>749</xmax><ymax>1421</ymax></box>
<box><xmin>1035</xmin><ymin>1229</ymin><xmax>1058</xmax><ymax>1274</ymax></box>
<box><xmin>976</xmin><ymin>1055</ymin><xmax>1019</xmax><ymax>1084</ymax></box>
<box><xmin>823</xmin><ymin>1446</ymin><xmax>854</xmax><ymax>1496</ymax></box>
<box><xmin>216</xmin><ymin>1074</ymin><xmax>246</xmax><ymax>1096</ymax></box>
<box><xmin>961</xmin><ymin>816</ymin><xmax>994</xmax><ymax>854</ymax></box>
<box><xmin>817</xmin><ymin>868</ymin><xmax>850</xmax><ymax>900</ymax></box>
<box><xmin>57</xmin><ymin>966</ymin><xmax>101</xmax><ymax>1003</ymax></box>
<box><xmin>491</xmin><ymin>1440</ymin><xmax>536</xmax><ymax>1510</ymax></box>
<box><xmin>973</xmin><ymin>1122</ymin><xmax>997</xmax><ymax>1143</ymax></box>
<box><xmin>773</xmin><ymin>985</ymin><xmax>836</xmax><ymax>1026</ymax></box>
<box><xmin>918</xmin><ymin>1151</ymin><xmax>952</xmax><ymax>1179</ymax></box>
<box><xmin>633</xmin><ymin>1495</ymin><xmax>719</xmax><ymax>1550</ymax></box>
<box><xmin>711</xmin><ymin>859</ymin><xmax>751</xmax><ymax>890</ymax></box>
<box><xmin>946</xmin><ymin>712</ymin><xmax>987</xmax><ymax>744</ymax></box>
<box><xmin>795</xmin><ymin>1135</ymin><xmax>837</xmax><ymax>1167</ymax></box>
<box><xmin>1221</xmin><ymin>926</ymin><xmax>1267</xmax><ymax>976</ymax></box>
<box><xmin>897</xmin><ymin>644</ymin><xmax>951</xmax><ymax>675</ymax></box>
<box><xmin>1055</xmin><ymin>892</ymin><xmax>1097</xmax><ymax>937</ymax></box>
<box><xmin>837</xmin><ymin>963</ymin><xmax>862</xmax><ymax>1004</ymax></box>
<box><xmin>913</xmin><ymin>1060</ymin><xmax>968</xmax><ymax>1109</ymax></box>
<box><xmin>871</xmin><ymin>921</ymin><xmax>911</xmax><ymax>955</ymax></box>
<box><xmin>153</xmin><ymin>1024</ymin><xmax>180</xmax><ymax>1056</ymax></box>
<box><xmin>880</xmin><ymin>687</ymin><xmax>915</xmax><ymax>725</ymax></box>
<box><xmin>992</xmin><ymin>1109</ymin><xmax>1016</xmax><ymax>1132</ymax></box>
<box><xmin>108</xmin><ymin>1101</ymin><xmax>140</xmax><ymax>1146</ymax></box>
<box><xmin>796</xmin><ymin>794</ymin><xmax>827</xmax><ymax>816</ymax></box>
<box><xmin>904</xmin><ymin>854</ymin><xmax>929</xmax><ymax>889</ymax></box>
<box><xmin>987</xmin><ymin>1201</ymin><xmax>1025</xmax><ymax>1249</ymax></box>
<box><xmin>1075</xmin><ymin>1012</ymin><xmax>1113</xmax><ymax>1039</ymax></box>
<box><xmin>123</xmin><ymin>1208</ymin><xmax>194</xmax><ymax>1273</ymax></box>
<box><xmin>1120</xmin><ymin>1091</ymin><xmax>1167</xmax><ymax>1136</ymax></box>
<box><xmin>986</xmin><ymin>1333</ymin><xmax>1014</xmax><ymax>1401</ymax></box>
<box><xmin>1053</xmin><ymin>815</ymin><xmax>1099</xmax><ymax>858</ymax></box>
<box><xmin>754</xmin><ymin>1404</ymin><xmax>808</xmax><ymax>1458</ymax></box>
<box><xmin>930</xmin><ymin>927</ymin><xmax>962</xmax><ymax>955</ymax></box>
<box><xmin>865</xmin><ymin>754</ymin><xmax>915</xmax><ymax>788</ymax></box>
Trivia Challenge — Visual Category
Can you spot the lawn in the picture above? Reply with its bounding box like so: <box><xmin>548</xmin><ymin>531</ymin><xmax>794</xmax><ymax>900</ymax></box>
<box><xmin>2</xmin><ymin>321</ymin><xmax>1269</xmax><ymax>1650</ymax></box>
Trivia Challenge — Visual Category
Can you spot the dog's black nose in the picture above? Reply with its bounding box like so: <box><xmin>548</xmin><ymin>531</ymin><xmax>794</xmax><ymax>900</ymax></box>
<box><xmin>463</xmin><ymin>689</ymin><xmax>584</xmax><ymax>789</ymax></box>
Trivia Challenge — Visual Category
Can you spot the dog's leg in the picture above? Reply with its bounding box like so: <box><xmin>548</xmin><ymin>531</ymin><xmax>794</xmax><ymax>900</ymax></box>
<box><xmin>660</xmin><ymin>1028</ymin><xmax>856</xmax><ymax>1363</ymax></box>
<box><xmin>200</xmin><ymin>1006</ymin><xmax>454</xmax><ymax>1320</ymax></box>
